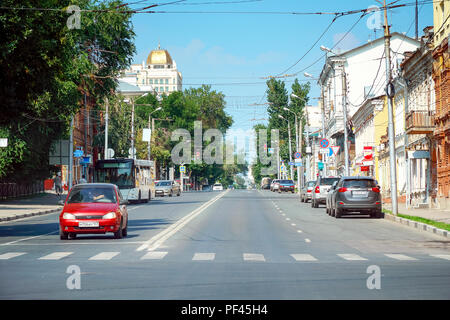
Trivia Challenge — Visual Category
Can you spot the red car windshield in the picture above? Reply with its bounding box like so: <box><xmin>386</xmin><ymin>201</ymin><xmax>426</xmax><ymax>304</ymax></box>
<box><xmin>67</xmin><ymin>187</ymin><xmax>117</xmax><ymax>204</ymax></box>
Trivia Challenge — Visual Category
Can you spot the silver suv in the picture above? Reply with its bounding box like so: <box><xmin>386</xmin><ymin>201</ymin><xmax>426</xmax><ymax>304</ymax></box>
<box><xmin>155</xmin><ymin>180</ymin><xmax>181</xmax><ymax>197</ymax></box>
<box><xmin>311</xmin><ymin>176</ymin><xmax>340</xmax><ymax>208</ymax></box>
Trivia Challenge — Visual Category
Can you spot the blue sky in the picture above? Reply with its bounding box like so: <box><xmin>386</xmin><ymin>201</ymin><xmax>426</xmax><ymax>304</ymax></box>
<box><xmin>129</xmin><ymin>0</ymin><xmax>433</xmax><ymax>134</ymax></box>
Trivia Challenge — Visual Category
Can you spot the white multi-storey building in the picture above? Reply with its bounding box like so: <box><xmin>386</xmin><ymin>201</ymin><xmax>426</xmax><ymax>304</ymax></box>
<box><xmin>318</xmin><ymin>32</ymin><xmax>421</xmax><ymax>176</ymax></box>
<box><xmin>119</xmin><ymin>44</ymin><xmax>182</xmax><ymax>96</ymax></box>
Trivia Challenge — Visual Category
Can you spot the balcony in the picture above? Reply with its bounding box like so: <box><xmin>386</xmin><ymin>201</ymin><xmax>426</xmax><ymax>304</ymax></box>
<box><xmin>405</xmin><ymin>110</ymin><xmax>435</xmax><ymax>135</ymax></box>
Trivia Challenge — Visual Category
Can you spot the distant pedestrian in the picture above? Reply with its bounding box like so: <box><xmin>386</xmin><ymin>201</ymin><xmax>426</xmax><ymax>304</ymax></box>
<box><xmin>79</xmin><ymin>175</ymin><xmax>87</xmax><ymax>184</ymax></box>
<box><xmin>54</xmin><ymin>172</ymin><xmax>62</xmax><ymax>196</ymax></box>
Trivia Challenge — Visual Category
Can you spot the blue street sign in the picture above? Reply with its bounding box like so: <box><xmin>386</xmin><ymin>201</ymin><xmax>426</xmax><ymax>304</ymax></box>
<box><xmin>294</xmin><ymin>162</ymin><xmax>303</xmax><ymax>167</ymax></box>
<box><xmin>288</xmin><ymin>162</ymin><xmax>294</xmax><ymax>166</ymax></box>
<box><xmin>318</xmin><ymin>162</ymin><xmax>324</xmax><ymax>170</ymax></box>
<box><xmin>319</xmin><ymin>138</ymin><xmax>329</xmax><ymax>149</ymax></box>
<box><xmin>74</xmin><ymin>149</ymin><xmax>83</xmax><ymax>158</ymax></box>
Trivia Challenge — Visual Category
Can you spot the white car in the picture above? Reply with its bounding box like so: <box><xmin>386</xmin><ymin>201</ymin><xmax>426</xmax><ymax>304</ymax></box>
<box><xmin>212</xmin><ymin>183</ymin><xmax>223</xmax><ymax>191</ymax></box>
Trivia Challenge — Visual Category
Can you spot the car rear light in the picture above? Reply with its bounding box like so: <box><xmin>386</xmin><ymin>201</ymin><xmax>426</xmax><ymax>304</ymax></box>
<box><xmin>307</xmin><ymin>190</ymin><xmax>311</xmax><ymax>193</ymax></box>
<box><xmin>338</xmin><ymin>202</ymin><xmax>344</xmax><ymax>205</ymax></box>
<box><xmin>376</xmin><ymin>201</ymin><xmax>381</xmax><ymax>205</ymax></box>
<box><xmin>338</xmin><ymin>187</ymin><xmax>347</xmax><ymax>192</ymax></box>
<box><xmin>315</xmin><ymin>186</ymin><xmax>320</xmax><ymax>193</ymax></box>
<box><xmin>372</xmin><ymin>187</ymin><xmax>380</xmax><ymax>193</ymax></box>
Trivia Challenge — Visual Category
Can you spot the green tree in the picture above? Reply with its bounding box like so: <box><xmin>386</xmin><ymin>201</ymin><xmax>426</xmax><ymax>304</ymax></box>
<box><xmin>0</xmin><ymin>0</ymin><xmax>135</xmax><ymax>182</ymax></box>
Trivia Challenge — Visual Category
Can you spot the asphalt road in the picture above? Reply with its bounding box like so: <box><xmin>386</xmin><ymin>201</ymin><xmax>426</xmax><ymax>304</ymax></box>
<box><xmin>0</xmin><ymin>189</ymin><xmax>449</xmax><ymax>300</ymax></box>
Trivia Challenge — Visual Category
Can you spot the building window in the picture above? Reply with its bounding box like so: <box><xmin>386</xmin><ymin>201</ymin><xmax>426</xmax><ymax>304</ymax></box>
<box><xmin>165</xmin><ymin>78</ymin><xmax>169</xmax><ymax>84</ymax></box>
<box><xmin>155</xmin><ymin>87</ymin><xmax>158</xmax><ymax>92</ymax></box>
<box><xmin>165</xmin><ymin>87</ymin><xmax>169</xmax><ymax>92</ymax></box>
<box><xmin>149</xmin><ymin>79</ymin><xmax>153</xmax><ymax>84</ymax></box>
<box><xmin>173</xmin><ymin>86</ymin><xmax>175</xmax><ymax>91</ymax></box>
<box><xmin>160</xmin><ymin>87</ymin><xmax>163</xmax><ymax>92</ymax></box>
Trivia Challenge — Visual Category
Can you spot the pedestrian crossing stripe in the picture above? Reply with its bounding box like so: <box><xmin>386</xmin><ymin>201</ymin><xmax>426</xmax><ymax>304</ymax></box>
<box><xmin>89</xmin><ymin>252</ymin><xmax>120</xmax><ymax>261</ymax></box>
<box><xmin>0</xmin><ymin>252</ymin><xmax>26</xmax><ymax>260</ymax></box>
<box><xmin>1</xmin><ymin>251</ymin><xmax>450</xmax><ymax>262</ymax></box>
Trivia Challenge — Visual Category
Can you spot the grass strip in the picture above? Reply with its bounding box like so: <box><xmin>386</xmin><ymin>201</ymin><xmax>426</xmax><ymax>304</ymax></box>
<box><xmin>383</xmin><ymin>209</ymin><xmax>450</xmax><ymax>232</ymax></box>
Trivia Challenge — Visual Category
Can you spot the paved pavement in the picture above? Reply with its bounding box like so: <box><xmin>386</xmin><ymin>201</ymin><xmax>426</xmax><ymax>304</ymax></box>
<box><xmin>0</xmin><ymin>190</ymin><xmax>449</xmax><ymax>299</ymax></box>
<box><xmin>384</xmin><ymin>202</ymin><xmax>450</xmax><ymax>224</ymax></box>
<box><xmin>0</xmin><ymin>191</ymin><xmax>64</xmax><ymax>222</ymax></box>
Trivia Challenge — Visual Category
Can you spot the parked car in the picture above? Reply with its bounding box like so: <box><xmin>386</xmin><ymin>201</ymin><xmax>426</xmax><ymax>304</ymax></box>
<box><xmin>326</xmin><ymin>180</ymin><xmax>339</xmax><ymax>214</ymax></box>
<box><xmin>59</xmin><ymin>183</ymin><xmax>128</xmax><ymax>240</ymax></box>
<box><xmin>270</xmin><ymin>179</ymin><xmax>280</xmax><ymax>192</ymax></box>
<box><xmin>155</xmin><ymin>180</ymin><xmax>181</xmax><ymax>197</ymax></box>
<box><xmin>278</xmin><ymin>179</ymin><xmax>296</xmax><ymax>193</ymax></box>
<box><xmin>300</xmin><ymin>180</ymin><xmax>316</xmax><ymax>203</ymax></box>
<box><xmin>261</xmin><ymin>177</ymin><xmax>272</xmax><ymax>190</ymax></box>
<box><xmin>311</xmin><ymin>176</ymin><xmax>340</xmax><ymax>208</ymax></box>
<box><xmin>213</xmin><ymin>183</ymin><xmax>223</xmax><ymax>191</ymax></box>
<box><xmin>329</xmin><ymin>176</ymin><xmax>382</xmax><ymax>218</ymax></box>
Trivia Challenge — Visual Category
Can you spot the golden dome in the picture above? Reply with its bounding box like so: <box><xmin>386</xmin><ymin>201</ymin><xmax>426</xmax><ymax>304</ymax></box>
<box><xmin>146</xmin><ymin>45</ymin><xmax>173</xmax><ymax>65</ymax></box>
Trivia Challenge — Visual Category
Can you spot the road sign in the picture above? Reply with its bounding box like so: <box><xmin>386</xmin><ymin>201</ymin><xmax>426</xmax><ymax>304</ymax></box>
<box><xmin>268</xmin><ymin>148</ymin><xmax>274</xmax><ymax>154</ymax></box>
<box><xmin>319</xmin><ymin>138</ymin><xmax>329</xmax><ymax>148</ymax></box>
<box><xmin>288</xmin><ymin>162</ymin><xmax>294</xmax><ymax>166</ymax></box>
<box><xmin>319</xmin><ymin>148</ymin><xmax>329</xmax><ymax>154</ymax></box>
<box><xmin>294</xmin><ymin>158</ymin><xmax>302</xmax><ymax>163</ymax></box>
<box><xmin>294</xmin><ymin>162</ymin><xmax>303</xmax><ymax>167</ymax></box>
<box><xmin>331</xmin><ymin>146</ymin><xmax>340</xmax><ymax>156</ymax></box>
<box><xmin>74</xmin><ymin>149</ymin><xmax>83</xmax><ymax>158</ymax></box>
<box><xmin>142</xmin><ymin>128</ymin><xmax>151</xmax><ymax>142</ymax></box>
<box><xmin>107</xmin><ymin>148</ymin><xmax>115</xmax><ymax>159</ymax></box>
<box><xmin>318</xmin><ymin>162</ymin><xmax>324</xmax><ymax>170</ymax></box>
<box><xmin>294</xmin><ymin>152</ymin><xmax>301</xmax><ymax>159</ymax></box>
<box><xmin>180</xmin><ymin>165</ymin><xmax>186</xmax><ymax>173</ymax></box>
<box><xmin>280</xmin><ymin>165</ymin><xmax>285</xmax><ymax>172</ymax></box>
<box><xmin>0</xmin><ymin>138</ymin><xmax>7</xmax><ymax>147</ymax></box>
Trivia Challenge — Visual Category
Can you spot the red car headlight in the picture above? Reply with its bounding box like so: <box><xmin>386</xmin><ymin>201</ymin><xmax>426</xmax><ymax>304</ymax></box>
<box><xmin>62</xmin><ymin>213</ymin><xmax>76</xmax><ymax>220</ymax></box>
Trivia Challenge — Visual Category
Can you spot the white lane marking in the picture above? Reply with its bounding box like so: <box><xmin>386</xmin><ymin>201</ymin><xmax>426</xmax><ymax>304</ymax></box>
<box><xmin>291</xmin><ymin>223</ymin><xmax>296</xmax><ymax>226</ymax></box>
<box><xmin>384</xmin><ymin>254</ymin><xmax>417</xmax><ymax>261</ymax></box>
<box><xmin>128</xmin><ymin>205</ymin><xmax>143</xmax><ymax>211</ymax></box>
<box><xmin>290</xmin><ymin>254</ymin><xmax>317</xmax><ymax>261</ymax></box>
<box><xmin>430</xmin><ymin>254</ymin><xmax>450</xmax><ymax>261</ymax></box>
<box><xmin>192</xmin><ymin>253</ymin><xmax>215</xmax><ymax>261</ymax></box>
<box><xmin>137</xmin><ymin>190</ymin><xmax>229</xmax><ymax>252</ymax></box>
<box><xmin>88</xmin><ymin>252</ymin><xmax>120</xmax><ymax>260</ymax></box>
<box><xmin>0</xmin><ymin>252</ymin><xmax>27</xmax><ymax>260</ymax></box>
<box><xmin>38</xmin><ymin>252</ymin><xmax>73</xmax><ymax>260</ymax></box>
<box><xmin>337</xmin><ymin>254</ymin><xmax>368</xmax><ymax>261</ymax></box>
<box><xmin>286</xmin><ymin>218</ymin><xmax>291</xmax><ymax>221</ymax></box>
<box><xmin>1</xmin><ymin>230</ymin><xmax>59</xmax><ymax>246</ymax></box>
<box><xmin>243</xmin><ymin>253</ymin><xmax>265</xmax><ymax>262</ymax></box>
<box><xmin>297</xmin><ymin>230</ymin><xmax>303</xmax><ymax>233</ymax></box>
<box><xmin>140</xmin><ymin>251</ymin><xmax>168</xmax><ymax>260</ymax></box>
<box><xmin>281</xmin><ymin>213</ymin><xmax>286</xmax><ymax>216</ymax></box>
<box><xmin>305</xmin><ymin>238</ymin><xmax>311</xmax><ymax>243</ymax></box>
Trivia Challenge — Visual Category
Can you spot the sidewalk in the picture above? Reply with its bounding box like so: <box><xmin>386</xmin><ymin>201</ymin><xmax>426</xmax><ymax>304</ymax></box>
<box><xmin>383</xmin><ymin>202</ymin><xmax>450</xmax><ymax>224</ymax></box>
<box><xmin>0</xmin><ymin>191</ymin><xmax>64</xmax><ymax>222</ymax></box>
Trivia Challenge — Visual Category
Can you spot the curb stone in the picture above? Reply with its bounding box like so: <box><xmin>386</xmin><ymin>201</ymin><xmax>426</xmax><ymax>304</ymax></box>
<box><xmin>0</xmin><ymin>208</ymin><xmax>61</xmax><ymax>223</ymax></box>
<box><xmin>384</xmin><ymin>213</ymin><xmax>449</xmax><ymax>238</ymax></box>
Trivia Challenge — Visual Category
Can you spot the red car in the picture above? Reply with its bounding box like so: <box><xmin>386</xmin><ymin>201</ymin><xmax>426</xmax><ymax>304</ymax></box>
<box><xmin>59</xmin><ymin>183</ymin><xmax>129</xmax><ymax>240</ymax></box>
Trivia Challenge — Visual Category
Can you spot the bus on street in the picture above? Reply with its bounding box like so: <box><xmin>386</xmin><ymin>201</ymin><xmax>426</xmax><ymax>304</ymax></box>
<box><xmin>94</xmin><ymin>158</ymin><xmax>155</xmax><ymax>203</ymax></box>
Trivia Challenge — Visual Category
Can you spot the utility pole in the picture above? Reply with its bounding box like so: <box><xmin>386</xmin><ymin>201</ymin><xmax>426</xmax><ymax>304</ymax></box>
<box><xmin>381</xmin><ymin>0</ymin><xmax>398</xmax><ymax>215</ymax></box>
<box><xmin>69</xmin><ymin>116</ymin><xmax>74</xmax><ymax>191</ymax></box>
<box><xmin>342</xmin><ymin>66</ymin><xmax>350</xmax><ymax>176</ymax></box>
<box><xmin>131</xmin><ymin>99</ymin><xmax>135</xmax><ymax>160</ymax></box>
<box><xmin>287</xmin><ymin>120</ymin><xmax>293</xmax><ymax>180</ymax></box>
<box><xmin>320</xmin><ymin>86</ymin><xmax>327</xmax><ymax>176</ymax></box>
<box><xmin>415</xmin><ymin>0</ymin><xmax>419</xmax><ymax>40</ymax></box>
<box><xmin>299</xmin><ymin>117</ymin><xmax>303</xmax><ymax>191</ymax></box>
<box><xmin>104</xmin><ymin>98</ymin><xmax>109</xmax><ymax>160</ymax></box>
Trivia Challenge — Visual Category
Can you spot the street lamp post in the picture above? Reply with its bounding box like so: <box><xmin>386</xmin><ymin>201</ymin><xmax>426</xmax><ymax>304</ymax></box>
<box><xmin>278</xmin><ymin>114</ymin><xmax>293</xmax><ymax>181</ymax></box>
<box><xmin>284</xmin><ymin>105</ymin><xmax>301</xmax><ymax>192</ymax></box>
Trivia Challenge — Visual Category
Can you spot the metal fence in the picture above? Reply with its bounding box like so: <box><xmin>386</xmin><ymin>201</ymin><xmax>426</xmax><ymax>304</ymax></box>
<box><xmin>0</xmin><ymin>181</ymin><xmax>44</xmax><ymax>200</ymax></box>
